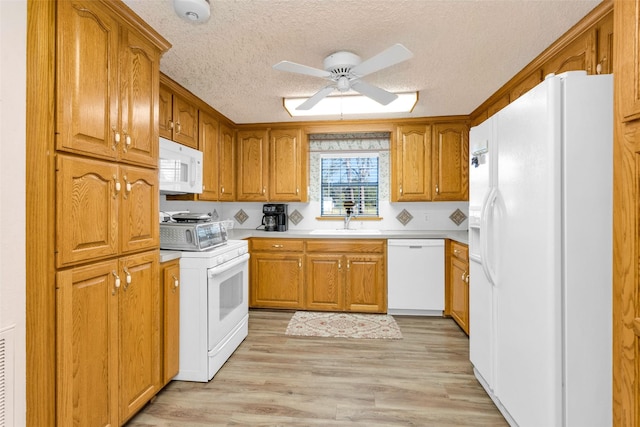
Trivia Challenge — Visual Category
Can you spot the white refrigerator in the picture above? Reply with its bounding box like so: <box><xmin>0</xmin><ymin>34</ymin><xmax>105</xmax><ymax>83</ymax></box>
<box><xmin>468</xmin><ymin>71</ymin><xmax>612</xmax><ymax>427</ymax></box>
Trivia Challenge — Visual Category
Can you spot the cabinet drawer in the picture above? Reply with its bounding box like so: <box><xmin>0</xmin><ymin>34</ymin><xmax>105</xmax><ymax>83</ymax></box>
<box><xmin>305</xmin><ymin>239</ymin><xmax>385</xmax><ymax>254</ymax></box>
<box><xmin>451</xmin><ymin>241</ymin><xmax>468</xmax><ymax>261</ymax></box>
<box><xmin>250</xmin><ymin>238</ymin><xmax>304</xmax><ymax>252</ymax></box>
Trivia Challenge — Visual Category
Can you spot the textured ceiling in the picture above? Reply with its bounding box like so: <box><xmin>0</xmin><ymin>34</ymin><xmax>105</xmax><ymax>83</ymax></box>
<box><xmin>123</xmin><ymin>0</ymin><xmax>601</xmax><ymax>124</ymax></box>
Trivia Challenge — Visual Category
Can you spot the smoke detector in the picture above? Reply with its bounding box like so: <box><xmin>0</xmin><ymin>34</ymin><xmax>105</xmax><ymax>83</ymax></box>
<box><xmin>174</xmin><ymin>0</ymin><xmax>210</xmax><ymax>23</ymax></box>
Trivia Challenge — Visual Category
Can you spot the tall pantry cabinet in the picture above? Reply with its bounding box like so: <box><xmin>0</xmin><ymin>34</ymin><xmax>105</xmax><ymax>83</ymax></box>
<box><xmin>54</xmin><ymin>1</ymin><xmax>170</xmax><ymax>425</ymax></box>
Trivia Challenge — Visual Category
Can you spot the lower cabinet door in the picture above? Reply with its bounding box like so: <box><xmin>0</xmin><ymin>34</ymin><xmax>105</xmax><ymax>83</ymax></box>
<box><xmin>119</xmin><ymin>251</ymin><xmax>160</xmax><ymax>423</ymax></box>
<box><xmin>344</xmin><ymin>254</ymin><xmax>386</xmax><ymax>313</ymax></box>
<box><xmin>450</xmin><ymin>256</ymin><xmax>469</xmax><ymax>334</ymax></box>
<box><xmin>56</xmin><ymin>259</ymin><xmax>120</xmax><ymax>427</ymax></box>
<box><xmin>305</xmin><ymin>254</ymin><xmax>344</xmax><ymax>311</ymax></box>
<box><xmin>250</xmin><ymin>253</ymin><xmax>304</xmax><ymax>308</ymax></box>
<box><xmin>162</xmin><ymin>259</ymin><xmax>180</xmax><ymax>385</ymax></box>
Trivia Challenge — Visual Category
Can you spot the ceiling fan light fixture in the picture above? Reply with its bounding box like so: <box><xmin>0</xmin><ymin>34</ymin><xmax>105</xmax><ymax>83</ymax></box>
<box><xmin>283</xmin><ymin>92</ymin><xmax>418</xmax><ymax>117</ymax></box>
<box><xmin>174</xmin><ymin>0</ymin><xmax>210</xmax><ymax>23</ymax></box>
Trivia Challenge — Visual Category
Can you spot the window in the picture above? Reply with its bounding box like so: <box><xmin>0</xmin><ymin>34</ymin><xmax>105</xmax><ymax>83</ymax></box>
<box><xmin>320</xmin><ymin>153</ymin><xmax>379</xmax><ymax>217</ymax></box>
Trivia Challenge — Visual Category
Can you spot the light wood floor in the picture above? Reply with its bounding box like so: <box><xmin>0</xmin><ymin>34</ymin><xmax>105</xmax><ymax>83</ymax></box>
<box><xmin>127</xmin><ymin>310</ymin><xmax>507</xmax><ymax>426</ymax></box>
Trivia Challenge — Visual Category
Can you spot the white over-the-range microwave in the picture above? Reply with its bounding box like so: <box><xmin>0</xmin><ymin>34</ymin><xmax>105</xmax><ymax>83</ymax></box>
<box><xmin>159</xmin><ymin>137</ymin><xmax>203</xmax><ymax>194</ymax></box>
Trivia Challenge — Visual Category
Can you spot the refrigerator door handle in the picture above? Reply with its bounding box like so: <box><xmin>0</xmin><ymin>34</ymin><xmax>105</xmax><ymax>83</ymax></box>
<box><xmin>480</xmin><ymin>187</ymin><xmax>498</xmax><ymax>287</ymax></box>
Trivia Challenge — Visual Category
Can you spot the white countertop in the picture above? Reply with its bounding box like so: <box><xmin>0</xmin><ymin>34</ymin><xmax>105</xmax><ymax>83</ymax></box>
<box><xmin>227</xmin><ymin>228</ymin><xmax>468</xmax><ymax>245</ymax></box>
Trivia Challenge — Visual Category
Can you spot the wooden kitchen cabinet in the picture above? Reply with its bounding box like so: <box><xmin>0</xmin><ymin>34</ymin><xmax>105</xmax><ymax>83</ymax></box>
<box><xmin>56</xmin><ymin>259</ymin><xmax>119</xmax><ymax>427</ymax></box>
<box><xmin>269</xmin><ymin>128</ymin><xmax>308</xmax><ymax>201</ymax></box>
<box><xmin>41</xmin><ymin>1</ymin><xmax>169</xmax><ymax>425</ymax></box>
<box><xmin>305</xmin><ymin>240</ymin><xmax>386</xmax><ymax>313</ymax></box>
<box><xmin>56</xmin><ymin>154</ymin><xmax>159</xmax><ymax>268</ymax></box>
<box><xmin>393</xmin><ymin>122</ymin><xmax>469</xmax><ymax>202</ymax></box>
<box><xmin>197</xmin><ymin>110</ymin><xmax>237</xmax><ymax>201</ymax></box>
<box><xmin>198</xmin><ymin>109</ymin><xmax>220</xmax><ymax>201</ymax></box>
<box><xmin>219</xmin><ymin>122</ymin><xmax>236</xmax><ymax>201</ymax></box>
<box><xmin>393</xmin><ymin>124</ymin><xmax>432</xmax><ymax>201</ymax></box>
<box><xmin>237</xmin><ymin>129</ymin><xmax>270</xmax><ymax>201</ymax></box>
<box><xmin>449</xmin><ymin>241</ymin><xmax>469</xmax><ymax>334</ymax></box>
<box><xmin>249</xmin><ymin>239</ymin><xmax>305</xmax><ymax>308</ymax></box>
<box><xmin>159</xmin><ymin>82</ymin><xmax>199</xmax><ymax>148</ymax></box>
<box><xmin>160</xmin><ymin>259</ymin><xmax>180</xmax><ymax>386</ymax></box>
<box><xmin>432</xmin><ymin>123</ymin><xmax>469</xmax><ymax>201</ymax></box>
<box><xmin>56</xmin><ymin>250</ymin><xmax>160</xmax><ymax>426</ymax></box>
<box><xmin>119</xmin><ymin>251</ymin><xmax>161</xmax><ymax>422</ymax></box>
<box><xmin>56</xmin><ymin>0</ymin><xmax>161</xmax><ymax>168</ymax></box>
<box><xmin>236</xmin><ymin>127</ymin><xmax>307</xmax><ymax>202</ymax></box>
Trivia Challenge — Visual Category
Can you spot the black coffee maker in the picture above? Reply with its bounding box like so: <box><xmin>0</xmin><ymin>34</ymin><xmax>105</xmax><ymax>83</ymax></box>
<box><xmin>262</xmin><ymin>204</ymin><xmax>288</xmax><ymax>231</ymax></box>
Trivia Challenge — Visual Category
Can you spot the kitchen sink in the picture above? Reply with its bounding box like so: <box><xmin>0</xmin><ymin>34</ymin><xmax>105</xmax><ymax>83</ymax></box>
<box><xmin>309</xmin><ymin>229</ymin><xmax>382</xmax><ymax>235</ymax></box>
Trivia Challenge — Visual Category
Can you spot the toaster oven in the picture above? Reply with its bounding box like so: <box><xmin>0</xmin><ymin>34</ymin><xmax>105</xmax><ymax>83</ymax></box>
<box><xmin>160</xmin><ymin>221</ymin><xmax>228</xmax><ymax>251</ymax></box>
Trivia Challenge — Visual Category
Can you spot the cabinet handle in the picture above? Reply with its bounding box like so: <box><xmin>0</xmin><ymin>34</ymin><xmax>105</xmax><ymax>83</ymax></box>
<box><xmin>172</xmin><ymin>274</ymin><xmax>179</xmax><ymax>291</ymax></box>
<box><xmin>113</xmin><ymin>176</ymin><xmax>121</xmax><ymax>197</ymax></box>
<box><xmin>221</xmin><ymin>186</ymin><xmax>225</xmax><ymax>193</ymax></box>
<box><xmin>436</xmin><ymin>184</ymin><xmax>439</xmax><ymax>194</ymax></box>
<box><xmin>112</xmin><ymin>126</ymin><xmax>119</xmax><ymax>150</ymax></box>
<box><xmin>262</xmin><ymin>187</ymin><xmax>266</xmax><ymax>194</ymax></box>
<box><xmin>123</xmin><ymin>175</ymin><xmax>131</xmax><ymax>196</ymax></box>
<box><xmin>347</xmin><ymin>260</ymin><xmax>350</xmax><ymax>270</ymax></box>
<box><xmin>296</xmin><ymin>187</ymin><xmax>299</xmax><ymax>194</ymax></box>
<box><xmin>298</xmin><ymin>259</ymin><xmax>302</xmax><ymax>268</ymax></box>
<box><xmin>461</xmin><ymin>271</ymin><xmax>467</xmax><ymax>281</ymax></box>
<box><xmin>123</xmin><ymin>267</ymin><xmax>131</xmax><ymax>291</ymax></box>
<box><xmin>466</xmin><ymin>273</ymin><xmax>469</xmax><ymax>283</ymax></box>
<box><xmin>272</xmin><ymin>244</ymin><xmax>283</xmax><ymax>248</ymax></box>
<box><xmin>125</xmin><ymin>133</ymin><xmax>131</xmax><ymax>148</ymax></box>
<box><xmin>168</xmin><ymin>120</ymin><xmax>174</xmax><ymax>130</ymax></box>
<box><xmin>454</xmin><ymin>249</ymin><xmax>460</xmax><ymax>255</ymax></box>
<box><xmin>112</xmin><ymin>271</ymin><xmax>121</xmax><ymax>295</ymax></box>
<box><xmin>399</xmin><ymin>185</ymin><xmax>403</xmax><ymax>195</ymax></box>
<box><xmin>338</xmin><ymin>260</ymin><xmax>342</xmax><ymax>270</ymax></box>
<box><xmin>176</xmin><ymin>122</ymin><xmax>181</xmax><ymax>134</ymax></box>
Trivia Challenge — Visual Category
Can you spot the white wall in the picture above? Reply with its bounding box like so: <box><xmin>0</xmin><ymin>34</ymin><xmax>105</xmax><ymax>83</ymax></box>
<box><xmin>0</xmin><ymin>0</ymin><xmax>27</xmax><ymax>425</ymax></box>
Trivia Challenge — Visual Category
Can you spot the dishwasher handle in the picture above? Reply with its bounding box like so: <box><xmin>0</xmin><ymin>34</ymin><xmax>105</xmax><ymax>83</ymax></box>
<box><xmin>387</xmin><ymin>239</ymin><xmax>445</xmax><ymax>248</ymax></box>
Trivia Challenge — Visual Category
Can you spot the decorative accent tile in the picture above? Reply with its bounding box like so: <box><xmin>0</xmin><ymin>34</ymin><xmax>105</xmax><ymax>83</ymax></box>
<box><xmin>234</xmin><ymin>209</ymin><xmax>249</xmax><ymax>224</ymax></box>
<box><xmin>288</xmin><ymin>209</ymin><xmax>303</xmax><ymax>226</ymax></box>
<box><xmin>449</xmin><ymin>208</ymin><xmax>467</xmax><ymax>226</ymax></box>
<box><xmin>396</xmin><ymin>209</ymin><xmax>413</xmax><ymax>226</ymax></box>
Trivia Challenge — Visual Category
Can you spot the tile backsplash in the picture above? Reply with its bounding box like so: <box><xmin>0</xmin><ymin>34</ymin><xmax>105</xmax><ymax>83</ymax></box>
<box><xmin>161</xmin><ymin>197</ymin><xmax>468</xmax><ymax>231</ymax></box>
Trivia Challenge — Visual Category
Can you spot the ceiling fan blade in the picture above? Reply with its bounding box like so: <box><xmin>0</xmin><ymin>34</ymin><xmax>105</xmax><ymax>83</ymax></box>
<box><xmin>350</xmin><ymin>80</ymin><xmax>398</xmax><ymax>105</ymax></box>
<box><xmin>296</xmin><ymin>86</ymin><xmax>335</xmax><ymax>110</ymax></box>
<box><xmin>350</xmin><ymin>43</ymin><xmax>413</xmax><ymax>77</ymax></box>
<box><xmin>273</xmin><ymin>60</ymin><xmax>331</xmax><ymax>79</ymax></box>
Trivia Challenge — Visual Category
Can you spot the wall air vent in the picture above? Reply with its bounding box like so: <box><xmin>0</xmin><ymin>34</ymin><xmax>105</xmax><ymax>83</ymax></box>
<box><xmin>0</xmin><ymin>326</ymin><xmax>15</xmax><ymax>427</ymax></box>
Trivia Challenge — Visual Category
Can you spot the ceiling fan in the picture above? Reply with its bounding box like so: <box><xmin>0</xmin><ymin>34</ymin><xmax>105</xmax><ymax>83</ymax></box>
<box><xmin>272</xmin><ymin>44</ymin><xmax>413</xmax><ymax>110</ymax></box>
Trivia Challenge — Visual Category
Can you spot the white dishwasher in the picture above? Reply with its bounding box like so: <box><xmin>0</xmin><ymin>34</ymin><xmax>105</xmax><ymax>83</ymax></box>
<box><xmin>387</xmin><ymin>239</ymin><xmax>445</xmax><ymax>316</ymax></box>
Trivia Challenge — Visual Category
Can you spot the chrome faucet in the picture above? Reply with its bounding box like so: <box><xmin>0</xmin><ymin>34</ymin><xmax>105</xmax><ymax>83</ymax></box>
<box><xmin>344</xmin><ymin>212</ymin><xmax>356</xmax><ymax>230</ymax></box>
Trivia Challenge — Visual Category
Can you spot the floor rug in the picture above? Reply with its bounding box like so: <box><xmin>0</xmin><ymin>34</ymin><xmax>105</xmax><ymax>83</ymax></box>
<box><xmin>285</xmin><ymin>311</ymin><xmax>403</xmax><ymax>339</ymax></box>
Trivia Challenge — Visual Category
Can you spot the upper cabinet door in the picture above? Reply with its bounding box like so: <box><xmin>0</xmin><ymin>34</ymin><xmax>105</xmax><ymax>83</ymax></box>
<box><xmin>237</xmin><ymin>129</ymin><xmax>269</xmax><ymax>201</ymax></box>
<box><xmin>56</xmin><ymin>154</ymin><xmax>119</xmax><ymax>268</ymax></box>
<box><xmin>119</xmin><ymin>26</ymin><xmax>160</xmax><ymax>167</ymax></box>
<box><xmin>269</xmin><ymin>128</ymin><xmax>307</xmax><ymax>202</ymax></box>
<box><xmin>172</xmin><ymin>94</ymin><xmax>199</xmax><ymax>148</ymax></box>
<box><xmin>158</xmin><ymin>85</ymin><xmax>174</xmax><ymax>140</ymax></box>
<box><xmin>219</xmin><ymin>123</ymin><xmax>236</xmax><ymax>201</ymax></box>
<box><xmin>393</xmin><ymin>125</ymin><xmax>432</xmax><ymax>201</ymax></box>
<box><xmin>432</xmin><ymin>123</ymin><xmax>469</xmax><ymax>201</ymax></box>
<box><xmin>198</xmin><ymin>110</ymin><xmax>220</xmax><ymax>201</ymax></box>
<box><xmin>56</xmin><ymin>0</ymin><xmax>119</xmax><ymax>160</ymax></box>
<box><xmin>119</xmin><ymin>165</ymin><xmax>159</xmax><ymax>253</ymax></box>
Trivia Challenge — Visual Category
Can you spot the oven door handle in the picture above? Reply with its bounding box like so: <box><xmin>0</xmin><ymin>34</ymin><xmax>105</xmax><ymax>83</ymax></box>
<box><xmin>208</xmin><ymin>253</ymin><xmax>250</xmax><ymax>277</ymax></box>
